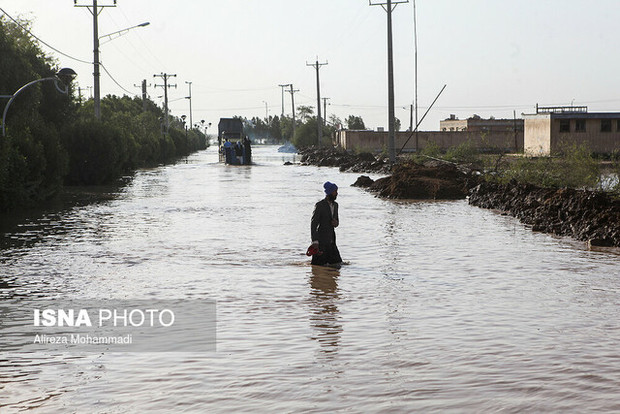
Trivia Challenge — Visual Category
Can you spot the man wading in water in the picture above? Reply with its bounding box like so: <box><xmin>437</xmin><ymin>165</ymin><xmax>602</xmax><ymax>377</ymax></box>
<box><xmin>310</xmin><ymin>181</ymin><xmax>343</xmax><ymax>267</ymax></box>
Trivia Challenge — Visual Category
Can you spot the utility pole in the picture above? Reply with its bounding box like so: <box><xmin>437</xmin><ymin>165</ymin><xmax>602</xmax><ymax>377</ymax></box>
<box><xmin>322</xmin><ymin>97</ymin><xmax>330</xmax><ymax>127</ymax></box>
<box><xmin>370</xmin><ymin>0</ymin><xmax>408</xmax><ymax>163</ymax></box>
<box><xmin>77</xmin><ymin>86</ymin><xmax>85</xmax><ymax>104</ymax></box>
<box><xmin>409</xmin><ymin>104</ymin><xmax>413</xmax><ymax>131</ymax></box>
<box><xmin>134</xmin><ymin>79</ymin><xmax>149</xmax><ymax>112</ymax></box>
<box><xmin>75</xmin><ymin>0</ymin><xmax>117</xmax><ymax>120</ymax></box>
<box><xmin>153</xmin><ymin>73</ymin><xmax>177</xmax><ymax>133</ymax></box>
<box><xmin>306</xmin><ymin>59</ymin><xmax>328</xmax><ymax>146</ymax></box>
<box><xmin>185</xmin><ymin>81</ymin><xmax>193</xmax><ymax>128</ymax></box>
<box><xmin>413</xmin><ymin>0</ymin><xmax>419</xmax><ymax>152</ymax></box>
<box><xmin>278</xmin><ymin>84</ymin><xmax>291</xmax><ymax>118</ymax></box>
<box><xmin>287</xmin><ymin>84</ymin><xmax>299</xmax><ymax>140</ymax></box>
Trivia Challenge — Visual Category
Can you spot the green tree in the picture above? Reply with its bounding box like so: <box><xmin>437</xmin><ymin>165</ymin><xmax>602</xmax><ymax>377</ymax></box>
<box><xmin>297</xmin><ymin>105</ymin><xmax>314</xmax><ymax>123</ymax></box>
<box><xmin>346</xmin><ymin>115</ymin><xmax>366</xmax><ymax>130</ymax></box>
<box><xmin>0</xmin><ymin>16</ymin><xmax>73</xmax><ymax>210</ymax></box>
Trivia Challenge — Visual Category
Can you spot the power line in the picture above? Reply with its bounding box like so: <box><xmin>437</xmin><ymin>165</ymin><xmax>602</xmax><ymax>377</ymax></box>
<box><xmin>100</xmin><ymin>62</ymin><xmax>134</xmax><ymax>95</ymax></box>
<box><xmin>0</xmin><ymin>7</ymin><xmax>91</xmax><ymax>64</ymax></box>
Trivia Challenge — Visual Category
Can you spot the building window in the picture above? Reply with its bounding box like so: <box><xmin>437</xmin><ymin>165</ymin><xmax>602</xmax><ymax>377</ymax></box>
<box><xmin>601</xmin><ymin>119</ymin><xmax>612</xmax><ymax>132</ymax></box>
<box><xmin>575</xmin><ymin>119</ymin><xmax>586</xmax><ymax>132</ymax></box>
<box><xmin>559</xmin><ymin>119</ymin><xmax>570</xmax><ymax>132</ymax></box>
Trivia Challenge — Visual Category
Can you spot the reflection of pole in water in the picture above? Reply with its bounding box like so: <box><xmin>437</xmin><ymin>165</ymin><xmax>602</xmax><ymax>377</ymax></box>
<box><xmin>308</xmin><ymin>266</ymin><xmax>342</xmax><ymax>356</ymax></box>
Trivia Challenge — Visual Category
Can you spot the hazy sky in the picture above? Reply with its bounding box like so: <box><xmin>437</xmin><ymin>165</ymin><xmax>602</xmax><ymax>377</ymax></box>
<box><xmin>3</xmin><ymin>0</ymin><xmax>620</xmax><ymax>131</ymax></box>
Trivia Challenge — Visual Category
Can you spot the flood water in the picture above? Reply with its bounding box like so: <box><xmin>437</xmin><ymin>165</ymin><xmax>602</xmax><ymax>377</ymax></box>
<box><xmin>1</xmin><ymin>145</ymin><xmax>620</xmax><ymax>412</ymax></box>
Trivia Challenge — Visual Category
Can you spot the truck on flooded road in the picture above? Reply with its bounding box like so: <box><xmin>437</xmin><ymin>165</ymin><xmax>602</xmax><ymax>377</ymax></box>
<box><xmin>218</xmin><ymin>118</ymin><xmax>252</xmax><ymax>165</ymax></box>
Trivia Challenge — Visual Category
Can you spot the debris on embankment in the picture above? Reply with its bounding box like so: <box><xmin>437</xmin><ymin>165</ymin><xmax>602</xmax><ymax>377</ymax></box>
<box><xmin>352</xmin><ymin>162</ymin><xmax>476</xmax><ymax>200</ymax></box>
<box><xmin>298</xmin><ymin>147</ymin><xmax>390</xmax><ymax>174</ymax></box>
<box><xmin>469</xmin><ymin>181</ymin><xmax>620</xmax><ymax>247</ymax></box>
<box><xmin>299</xmin><ymin>146</ymin><xmax>476</xmax><ymax>199</ymax></box>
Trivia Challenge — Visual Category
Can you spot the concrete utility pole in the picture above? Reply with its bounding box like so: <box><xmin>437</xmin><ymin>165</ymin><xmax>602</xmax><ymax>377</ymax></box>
<box><xmin>75</xmin><ymin>0</ymin><xmax>117</xmax><ymax>120</ymax></box>
<box><xmin>322</xmin><ymin>97</ymin><xmax>330</xmax><ymax>127</ymax></box>
<box><xmin>153</xmin><ymin>73</ymin><xmax>177</xmax><ymax>133</ymax></box>
<box><xmin>262</xmin><ymin>101</ymin><xmax>269</xmax><ymax>121</ymax></box>
<box><xmin>409</xmin><ymin>104</ymin><xmax>413</xmax><ymax>131</ymax></box>
<box><xmin>278</xmin><ymin>84</ymin><xmax>291</xmax><ymax>118</ymax></box>
<box><xmin>370</xmin><ymin>0</ymin><xmax>408</xmax><ymax>163</ymax></box>
<box><xmin>413</xmin><ymin>0</ymin><xmax>419</xmax><ymax>152</ymax></box>
<box><xmin>306</xmin><ymin>59</ymin><xmax>328</xmax><ymax>146</ymax></box>
<box><xmin>134</xmin><ymin>79</ymin><xmax>149</xmax><ymax>112</ymax></box>
<box><xmin>185</xmin><ymin>81</ymin><xmax>193</xmax><ymax>128</ymax></box>
<box><xmin>287</xmin><ymin>84</ymin><xmax>299</xmax><ymax>140</ymax></box>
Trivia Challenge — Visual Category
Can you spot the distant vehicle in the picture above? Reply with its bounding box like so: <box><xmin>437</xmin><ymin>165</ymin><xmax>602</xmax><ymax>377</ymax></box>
<box><xmin>218</xmin><ymin>118</ymin><xmax>252</xmax><ymax>165</ymax></box>
<box><xmin>277</xmin><ymin>142</ymin><xmax>297</xmax><ymax>153</ymax></box>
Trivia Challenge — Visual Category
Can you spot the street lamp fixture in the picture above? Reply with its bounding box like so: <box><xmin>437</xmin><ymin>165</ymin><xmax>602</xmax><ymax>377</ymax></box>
<box><xmin>2</xmin><ymin>68</ymin><xmax>77</xmax><ymax>137</ymax></box>
<box><xmin>99</xmin><ymin>22</ymin><xmax>151</xmax><ymax>44</ymax></box>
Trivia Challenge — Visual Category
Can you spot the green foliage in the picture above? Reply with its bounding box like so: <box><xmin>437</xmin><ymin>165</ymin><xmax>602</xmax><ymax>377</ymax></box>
<box><xmin>445</xmin><ymin>140</ymin><xmax>480</xmax><ymax>164</ymax></box>
<box><xmin>489</xmin><ymin>143</ymin><xmax>600</xmax><ymax>189</ymax></box>
<box><xmin>0</xmin><ymin>16</ymin><xmax>72</xmax><ymax>210</ymax></box>
<box><xmin>239</xmin><ymin>115</ymin><xmax>283</xmax><ymax>143</ymax></box>
<box><xmin>297</xmin><ymin>105</ymin><xmax>314</xmax><ymax>123</ymax></box>
<box><xmin>420</xmin><ymin>141</ymin><xmax>442</xmax><ymax>158</ymax></box>
<box><xmin>346</xmin><ymin>115</ymin><xmax>366</xmax><ymax>130</ymax></box>
<box><xmin>0</xmin><ymin>16</ymin><xmax>208</xmax><ymax>210</ymax></box>
<box><xmin>293</xmin><ymin>117</ymin><xmax>318</xmax><ymax>148</ymax></box>
<box><xmin>292</xmin><ymin>117</ymin><xmax>332</xmax><ymax>148</ymax></box>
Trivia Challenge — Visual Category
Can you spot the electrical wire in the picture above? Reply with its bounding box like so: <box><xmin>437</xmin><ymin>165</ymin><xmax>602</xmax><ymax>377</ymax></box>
<box><xmin>100</xmin><ymin>62</ymin><xmax>135</xmax><ymax>95</ymax></box>
<box><xmin>0</xmin><ymin>7</ymin><xmax>92</xmax><ymax>65</ymax></box>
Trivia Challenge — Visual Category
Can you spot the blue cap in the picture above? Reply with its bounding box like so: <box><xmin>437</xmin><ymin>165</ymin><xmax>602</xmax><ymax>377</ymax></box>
<box><xmin>324</xmin><ymin>181</ymin><xmax>338</xmax><ymax>195</ymax></box>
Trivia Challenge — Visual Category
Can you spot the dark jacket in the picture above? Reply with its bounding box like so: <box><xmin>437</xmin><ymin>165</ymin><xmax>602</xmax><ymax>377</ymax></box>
<box><xmin>311</xmin><ymin>198</ymin><xmax>339</xmax><ymax>245</ymax></box>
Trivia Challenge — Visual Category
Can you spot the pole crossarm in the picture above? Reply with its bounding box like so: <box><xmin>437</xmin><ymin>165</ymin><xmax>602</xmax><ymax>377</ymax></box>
<box><xmin>369</xmin><ymin>0</ymin><xmax>408</xmax><ymax>12</ymax></box>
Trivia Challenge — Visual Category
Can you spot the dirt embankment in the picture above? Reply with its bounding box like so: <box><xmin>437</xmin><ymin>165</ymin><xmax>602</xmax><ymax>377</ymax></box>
<box><xmin>469</xmin><ymin>181</ymin><xmax>620</xmax><ymax>247</ymax></box>
<box><xmin>352</xmin><ymin>161</ymin><xmax>477</xmax><ymax>200</ymax></box>
<box><xmin>298</xmin><ymin>147</ymin><xmax>390</xmax><ymax>174</ymax></box>
<box><xmin>299</xmin><ymin>146</ymin><xmax>477</xmax><ymax>199</ymax></box>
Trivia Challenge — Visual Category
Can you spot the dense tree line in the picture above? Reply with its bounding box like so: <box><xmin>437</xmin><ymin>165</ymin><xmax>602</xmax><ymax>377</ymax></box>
<box><xmin>0</xmin><ymin>17</ymin><xmax>206</xmax><ymax>211</ymax></box>
<box><xmin>234</xmin><ymin>106</ymin><xmax>371</xmax><ymax>149</ymax></box>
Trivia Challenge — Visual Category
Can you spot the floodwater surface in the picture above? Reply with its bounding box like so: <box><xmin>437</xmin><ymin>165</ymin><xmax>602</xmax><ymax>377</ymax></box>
<box><xmin>1</xmin><ymin>146</ymin><xmax>619</xmax><ymax>412</ymax></box>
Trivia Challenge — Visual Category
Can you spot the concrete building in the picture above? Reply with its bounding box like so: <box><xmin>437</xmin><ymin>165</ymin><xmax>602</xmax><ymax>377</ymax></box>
<box><xmin>523</xmin><ymin>106</ymin><xmax>620</xmax><ymax>155</ymax></box>
<box><xmin>440</xmin><ymin>114</ymin><xmax>524</xmax><ymax>133</ymax></box>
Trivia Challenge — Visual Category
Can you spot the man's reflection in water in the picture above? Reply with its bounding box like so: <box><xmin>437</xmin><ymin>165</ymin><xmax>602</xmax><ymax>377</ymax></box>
<box><xmin>308</xmin><ymin>266</ymin><xmax>343</xmax><ymax>357</ymax></box>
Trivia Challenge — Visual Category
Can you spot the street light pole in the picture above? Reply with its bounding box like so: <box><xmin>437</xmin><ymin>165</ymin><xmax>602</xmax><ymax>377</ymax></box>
<box><xmin>75</xmin><ymin>1</ymin><xmax>150</xmax><ymax>120</ymax></box>
<box><xmin>2</xmin><ymin>68</ymin><xmax>77</xmax><ymax>137</ymax></box>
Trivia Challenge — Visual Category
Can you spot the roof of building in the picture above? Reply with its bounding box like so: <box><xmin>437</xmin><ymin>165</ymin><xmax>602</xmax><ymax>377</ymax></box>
<box><xmin>524</xmin><ymin>112</ymin><xmax>620</xmax><ymax>119</ymax></box>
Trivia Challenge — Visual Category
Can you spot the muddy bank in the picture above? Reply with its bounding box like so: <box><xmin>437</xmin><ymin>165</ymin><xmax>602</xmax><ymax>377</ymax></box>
<box><xmin>352</xmin><ymin>161</ymin><xmax>477</xmax><ymax>200</ymax></box>
<box><xmin>298</xmin><ymin>147</ymin><xmax>390</xmax><ymax>174</ymax></box>
<box><xmin>469</xmin><ymin>181</ymin><xmax>620</xmax><ymax>247</ymax></box>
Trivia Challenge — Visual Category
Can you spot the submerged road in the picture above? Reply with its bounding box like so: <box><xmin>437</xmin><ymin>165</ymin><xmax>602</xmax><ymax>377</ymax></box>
<box><xmin>1</xmin><ymin>145</ymin><xmax>619</xmax><ymax>412</ymax></box>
